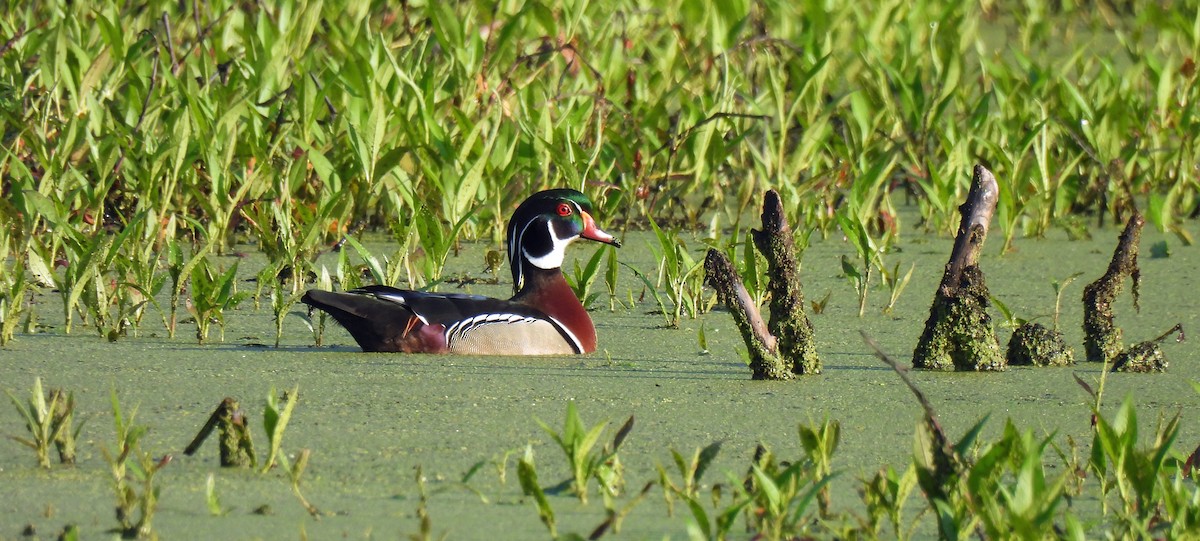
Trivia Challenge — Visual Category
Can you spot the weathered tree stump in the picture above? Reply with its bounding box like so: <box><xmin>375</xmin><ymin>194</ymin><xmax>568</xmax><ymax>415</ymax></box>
<box><xmin>184</xmin><ymin>397</ymin><xmax>256</xmax><ymax>467</ymax></box>
<box><xmin>704</xmin><ymin>251</ymin><xmax>790</xmax><ymax>380</ymax></box>
<box><xmin>1081</xmin><ymin>213</ymin><xmax>1186</xmax><ymax>371</ymax></box>
<box><xmin>704</xmin><ymin>190</ymin><xmax>819</xmax><ymax>380</ymax></box>
<box><xmin>912</xmin><ymin>164</ymin><xmax>1005</xmax><ymax>371</ymax></box>
<box><xmin>1082</xmin><ymin>213</ymin><xmax>1143</xmax><ymax>364</ymax></box>
<box><xmin>753</xmin><ymin>190</ymin><xmax>820</xmax><ymax>375</ymax></box>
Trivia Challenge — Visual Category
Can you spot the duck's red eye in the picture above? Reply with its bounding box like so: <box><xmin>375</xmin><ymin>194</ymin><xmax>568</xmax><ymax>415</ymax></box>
<box><xmin>556</xmin><ymin>203</ymin><xmax>572</xmax><ymax>216</ymax></box>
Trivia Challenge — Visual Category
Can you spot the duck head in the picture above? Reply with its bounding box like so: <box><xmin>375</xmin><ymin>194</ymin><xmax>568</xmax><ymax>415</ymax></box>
<box><xmin>506</xmin><ymin>189</ymin><xmax>621</xmax><ymax>293</ymax></box>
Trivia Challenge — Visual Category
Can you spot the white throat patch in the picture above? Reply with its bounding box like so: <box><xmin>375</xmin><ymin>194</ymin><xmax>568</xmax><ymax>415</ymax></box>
<box><xmin>522</xmin><ymin>221</ymin><xmax>573</xmax><ymax>270</ymax></box>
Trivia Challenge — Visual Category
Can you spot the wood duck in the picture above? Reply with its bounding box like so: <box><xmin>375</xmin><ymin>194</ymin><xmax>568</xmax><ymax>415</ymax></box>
<box><xmin>301</xmin><ymin>189</ymin><xmax>621</xmax><ymax>354</ymax></box>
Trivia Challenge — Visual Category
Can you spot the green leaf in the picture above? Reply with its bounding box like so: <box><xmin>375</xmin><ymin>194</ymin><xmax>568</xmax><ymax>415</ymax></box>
<box><xmin>684</xmin><ymin>497</ymin><xmax>711</xmax><ymax>539</ymax></box>
<box><xmin>751</xmin><ymin>464</ymin><xmax>782</xmax><ymax>513</ymax></box>
<box><xmin>22</xmin><ymin>190</ymin><xmax>64</xmax><ymax>227</ymax></box>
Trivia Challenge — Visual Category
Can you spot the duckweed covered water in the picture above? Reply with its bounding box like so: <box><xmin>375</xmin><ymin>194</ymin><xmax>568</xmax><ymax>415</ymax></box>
<box><xmin>1</xmin><ymin>223</ymin><xmax>1198</xmax><ymax>539</ymax></box>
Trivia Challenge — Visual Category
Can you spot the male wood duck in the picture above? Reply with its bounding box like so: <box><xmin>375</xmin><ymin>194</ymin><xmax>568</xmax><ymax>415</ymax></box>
<box><xmin>301</xmin><ymin>189</ymin><xmax>621</xmax><ymax>354</ymax></box>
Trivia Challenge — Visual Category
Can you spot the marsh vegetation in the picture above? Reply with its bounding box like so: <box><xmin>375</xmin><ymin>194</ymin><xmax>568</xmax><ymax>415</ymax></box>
<box><xmin>1</xmin><ymin>0</ymin><xmax>1199</xmax><ymax>538</ymax></box>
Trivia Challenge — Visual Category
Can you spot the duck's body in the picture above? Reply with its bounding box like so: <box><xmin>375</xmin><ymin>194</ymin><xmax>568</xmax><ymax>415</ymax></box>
<box><xmin>301</xmin><ymin>189</ymin><xmax>620</xmax><ymax>354</ymax></box>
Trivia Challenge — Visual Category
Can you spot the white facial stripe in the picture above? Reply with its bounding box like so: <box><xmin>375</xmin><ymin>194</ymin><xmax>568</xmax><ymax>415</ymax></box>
<box><xmin>510</xmin><ymin>218</ymin><xmax>538</xmax><ymax>289</ymax></box>
<box><xmin>522</xmin><ymin>221</ymin><xmax>573</xmax><ymax>270</ymax></box>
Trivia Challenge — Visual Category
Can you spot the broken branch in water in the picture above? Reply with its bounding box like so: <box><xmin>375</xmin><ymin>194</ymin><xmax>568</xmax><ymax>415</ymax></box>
<box><xmin>704</xmin><ymin>189</ymin><xmax>820</xmax><ymax>379</ymax></box>
<box><xmin>704</xmin><ymin>249</ymin><xmax>788</xmax><ymax>380</ymax></box>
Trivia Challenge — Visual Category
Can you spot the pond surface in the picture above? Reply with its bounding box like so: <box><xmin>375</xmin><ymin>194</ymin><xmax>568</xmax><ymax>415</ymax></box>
<box><xmin>1</xmin><ymin>218</ymin><xmax>1197</xmax><ymax>539</ymax></box>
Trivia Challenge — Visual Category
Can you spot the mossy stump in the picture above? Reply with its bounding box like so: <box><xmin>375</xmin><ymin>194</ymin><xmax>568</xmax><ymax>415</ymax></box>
<box><xmin>753</xmin><ymin>190</ymin><xmax>820</xmax><ymax>375</ymax></box>
<box><xmin>185</xmin><ymin>397</ymin><xmax>256</xmax><ymax>468</ymax></box>
<box><xmin>1006</xmin><ymin>322</ymin><xmax>1074</xmax><ymax>367</ymax></box>
<box><xmin>1112</xmin><ymin>341</ymin><xmax>1168</xmax><ymax>373</ymax></box>
<box><xmin>704</xmin><ymin>190</ymin><xmax>819</xmax><ymax>380</ymax></box>
<box><xmin>912</xmin><ymin>164</ymin><xmax>1005</xmax><ymax>372</ymax></box>
<box><xmin>913</xmin><ymin>266</ymin><xmax>1005</xmax><ymax>371</ymax></box>
<box><xmin>705</xmin><ymin>250</ymin><xmax>792</xmax><ymax>380</ymax></box>
<box><xmin>1082</xmin><ymin>213</ymin><xmax>1143</xmax><ymax>364</ymax></box>
<box><xmin>1111</xmin><ymin>324</ymin><xmax>1183</xmax><ymax>373</ymax></box>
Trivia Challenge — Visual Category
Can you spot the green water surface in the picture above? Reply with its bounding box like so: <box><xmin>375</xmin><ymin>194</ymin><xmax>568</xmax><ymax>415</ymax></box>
<box><xmin>1</xmin><ymin>220</ymin><xmax>1197</xmax><ymax>539</ymax></box>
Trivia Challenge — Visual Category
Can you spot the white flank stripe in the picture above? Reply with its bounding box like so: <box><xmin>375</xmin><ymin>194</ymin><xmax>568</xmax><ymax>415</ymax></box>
<box><xmin>546</xmin><ymin>315</ymin><xmax>583</xmax><ymax>353</ymax></box>
<box><xmin>444</xmin><ymin>312</ymin><xmax>581</xmax><ymax>353</ymax></box>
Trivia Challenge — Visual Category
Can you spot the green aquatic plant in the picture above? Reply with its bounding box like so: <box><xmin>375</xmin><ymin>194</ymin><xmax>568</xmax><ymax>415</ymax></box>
<box><xmin>966</xmin><ymin>420</ymin><xmax>1073</xmax><ymax>540</ymax></box>
<box><xmin>740</xmin><ymin>444</ymin><xmax>837</xmax><ymax>539</ymax></box>
<box><xmin>880</xmin><ymin>262</ymin><xmax>915</xmax><ymax>317</ymax></box>
<box><xmin>342</xmin><ymin>236</ymin><xmax>411</xmax><ymax>290</ymax></box>
<box><xmin>261</xmin><ymin>385</ymin><xmax>300</xmax><ymax>474</ymax></box>
<box><xmin>835</xmin><ymin>212</ymin><xmax>877</xmax><ymax>318</ymax></box>
<box><xmin>101</xmin><ymin>388</ymin><xmax>167</xmax><ymax>539</ymax></box>
<box><xmin>204</xmin><ymin>473</ymin><xmax>225</xmax><ymax>517</ymax></box>
<box><xmin>187</xmin><ymin>256</ymin><xmax>248</xmax><ymax>343</ymax></box>
<box><xmin>517</xmin><ymin>445</ymin><xmax>557</xmax><ymax>539</ymax></box>
<box><xmin>165</xmin><ymin>240</ymin><xmax>210</xmax><ymax>339</ymax></box>
<box><xmin>0</xmin><ymin>251</ymin><xmax>30</xmax><ymax>345</ymax></box>
<box><xmin>33</xmin><ymin>229</ymin><xmax>104</xmax><ymax>335</ymax></box>
<box><xmin>675</xmin><ymin>480</ymin><xmax>746</xmax><ymax>541</ymax></box>
<box><xmin>409</xmin><ymin>466</ymin><xmax>436</xmax><ymax>541</ymax></box>
<box><xmin>1089</xmin><ymin>396</ymin><xmax>1179</xmax><ymax>536</ymax></box>
<box><xmin>301</xmin><ymin>266</ymin><xmax>334</xmax><ymax>347</ymax></box>
<box><xmin>858</xmin><ymin>465</ymin><xmax>919</xmax><ymax>540</ymax></box>
<box><xmin>649</xmin><ymin>219</ymin><xmax>709</xmax><ymax>326</ymax></box>
<box><xmin>535</xmin><ymin>401</ymin><xmax>633</xmax><ymax>505</ymax></box>
<box><xmin>658</xmin><ymin>442</ymin><xmax>723</xmax><ymax>516</ymax></box>
<box><xmin>604</xmin><ymin>246</ymin><xmax>621</xmax><ymax>311</ymax></box>
<box><xmin>112</xmin><ymin>243</ymin><xmax>166</xmax><ymax>341</ymax></box>
<box><xmin>5</xmin><ymin>378</ymin><xmax>81</xmax><ymax>468</ymax></box>
<box><xmin>286</xmin><ymin>448</ymin><xmax>320</xmax><ymax>518</ymax></box>
<box><xmin>798</xmin><ymin>418</ymin><xmax>841</xmax><ymax>517</ymax></box>
<box><xmin>623</xmin><ymin>262</ymin><xmax>673</xmax><ymax>328</ymax></box>
<box><xmin>566</xmin><ymin>244</ymin><xmax>609</xmax><ymax>309</ymax></box>
<box><xmin>1051</xmin><ymin>272</ymin><xmax>1083</xmax><ymax>330</ymax></box>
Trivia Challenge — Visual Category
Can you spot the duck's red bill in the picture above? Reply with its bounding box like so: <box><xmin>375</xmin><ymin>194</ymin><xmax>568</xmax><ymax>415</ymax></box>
<box><xmin>580</xmin><ymin>212</ymin><xmax>621</xmax><ymax>247</ymax></box>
